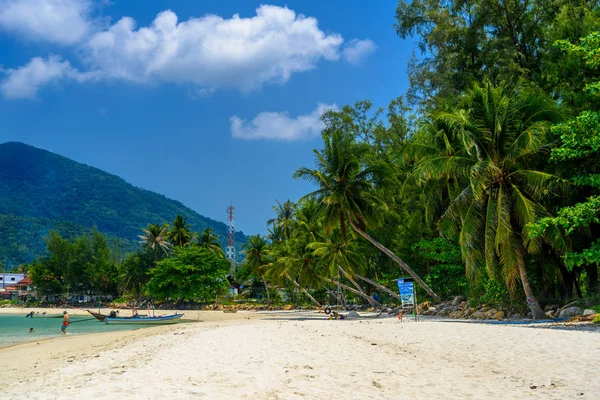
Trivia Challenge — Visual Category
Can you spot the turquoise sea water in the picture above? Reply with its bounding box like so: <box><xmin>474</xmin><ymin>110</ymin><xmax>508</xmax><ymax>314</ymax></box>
<box><xmin>0</xmin><ymin>314</ymin><xmax>149</xmax><ymax>347</ymax></box>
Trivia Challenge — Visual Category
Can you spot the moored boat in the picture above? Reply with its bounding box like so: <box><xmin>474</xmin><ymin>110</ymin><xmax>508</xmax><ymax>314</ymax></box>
<box><xmin>104</xmin><ymin>313</ymin><xmax>184</xmax><ymax>325</ymax></box>
<box><xmin>87</xmin><ymin>310</ymin><xmax>111</xmax><ymax>322</ymax></box>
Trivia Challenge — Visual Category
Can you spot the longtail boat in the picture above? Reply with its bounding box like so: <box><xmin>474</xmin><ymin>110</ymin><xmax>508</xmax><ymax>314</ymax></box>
<box><xmin>104</xmin><ymin>313</ymin><xmax>184</xmax><ymax>325</ymax></box>
<box><xmin>87</xmin><ymin>310</ymin><xmax>112</xmax><ymax>322</ymax></box>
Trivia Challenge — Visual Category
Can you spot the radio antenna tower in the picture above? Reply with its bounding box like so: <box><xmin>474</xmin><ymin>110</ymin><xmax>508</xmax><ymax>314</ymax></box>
<box><xmin>226</xmin><ymin>205</ymin><xmax>236</xmax><ymax>273</ymax></box>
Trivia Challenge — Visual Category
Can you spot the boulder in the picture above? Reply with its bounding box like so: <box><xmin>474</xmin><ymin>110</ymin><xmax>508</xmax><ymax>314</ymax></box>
<box><xmin>452</xmin><ymin>296</ymin><xmax>467</xmax><ymax>306</ymax></box>
<box><xmin>558</xmin><ymin>306</ymin><xmax>581</xmax><ymax>318</ymax></box>
<box><xmin>471</xmin><ymin>310</ymin><xmax>486</xmax><ymax>319</ymax></box>
<box><xmin>583</xmin><ymin>309</ymin><xmax>596</xmax><ymax>316</ymax></box>
<box><xmin>282</xmin><ymin>304</ymin><xmax>294</xmax><ymax>311</ymax></box>
<box><xmin>492</xmin><ymin>311</ymin><xmax>505</xmax><ymax>320</ymax></box>
<box><xmin>344</xmin><ymin>311</ymin><xmax>361</xmax><ymax>319</ymax></box>
<box><xmin>438</xmin><ymin>308</ymin><xmax>451</xmax><ymax>317</ymax></box>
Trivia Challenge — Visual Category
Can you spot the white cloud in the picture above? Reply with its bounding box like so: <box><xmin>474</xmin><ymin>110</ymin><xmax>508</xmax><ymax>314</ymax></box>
<box><xmin>342</xmin><ymin>39</ymin><xmax>376</xmax><ymax>64</ymax></box>
<box><xmin>82</xmin><ymin>6</ymin><xmax>344</xmax><ymax>91</ymax></box>
<box><xmin>231</xmin><ymin>103</ymin><xmax>337</xmax><ymax>141</ymax></box>
<box><xmin>0</xmin><ymin>55</ymin><xmax>90</xmax><ymax>99</ymax></box>
<box><xmin>0</xmin><ymin>5</ymin><xmax>376</xmax><ymax>99</ymax></box>
<box><xmin>0</xmin><ymin>0</ymin><xmax>93</xmax><ymax>45</ymax></box>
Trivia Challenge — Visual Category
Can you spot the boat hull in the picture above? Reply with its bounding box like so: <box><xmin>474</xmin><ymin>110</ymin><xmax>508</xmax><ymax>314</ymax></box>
<box><xmin>87</xmin><ymin>310</ymin><xmax>109</xmax><ymax>322</ymax></box>
<box><xmin>104</xmin><ymin>313</ymin><xmax>184</xmax><ymax>325</ymax></box>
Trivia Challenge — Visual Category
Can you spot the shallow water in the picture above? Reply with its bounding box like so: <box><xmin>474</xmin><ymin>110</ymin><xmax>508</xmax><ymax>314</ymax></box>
<box><xmin>0</xmin><ymin>314</ymin><xmax>148</xmax><ymax>347</ymax></box>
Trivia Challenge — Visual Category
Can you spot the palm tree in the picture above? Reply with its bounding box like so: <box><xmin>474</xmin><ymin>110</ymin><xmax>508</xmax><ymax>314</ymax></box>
<box><xmin>309</xmin><ymin>230</ymin><xmax>379</xmax><ymax>307</ymax></box>
<box><xmin>198</xmin><ymin>227</ymin><xmax>225</xmax><ymax>258</ymax></box>
<box><xmin>416</xmin><ymin>81</ymin><xmax>565</xmax><ymax>319</ymax></box>
<box><xmin>294</xmin><ymin>130</ymin><xmax>441</xmax><ymax>302</ymax></box>
<box><xmin>267</xmin><ymin>200</ymin><xmax>295</xmax><ymax>241</ymax></box>
<box><xmin>168</xmin><ymin>215</ymin><xmax>193</xmax><ymax>247</ymax></box>
<box><xmin>243</xmin><ymin>234</ymin><xmax>271</xmax><ymax>305</ymax></box>
<box><xmin>138</xmin><ymin>224</ymin><xmax>171</xmax><ymax>261</ymax></box>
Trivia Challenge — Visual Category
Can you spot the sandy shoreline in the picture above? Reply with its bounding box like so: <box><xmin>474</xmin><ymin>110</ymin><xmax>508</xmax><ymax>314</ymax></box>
<box><xmin>0</xmin><ymin>309</ymin><xmax>598</xmax><ymax>399</ymax></box>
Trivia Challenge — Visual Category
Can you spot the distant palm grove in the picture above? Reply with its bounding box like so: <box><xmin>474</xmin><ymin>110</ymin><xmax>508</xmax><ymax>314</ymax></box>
<box><xmin>11</xmin><ymin>2</ymin><xmax>600</xmax><ymax>318</ymax></box>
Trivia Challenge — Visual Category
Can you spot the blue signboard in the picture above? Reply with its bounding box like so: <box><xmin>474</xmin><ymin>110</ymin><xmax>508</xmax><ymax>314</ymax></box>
<box><xmin>397</xmin><ymin>278</ymin><xmax>415</xmax><ymax>306</ymax></box>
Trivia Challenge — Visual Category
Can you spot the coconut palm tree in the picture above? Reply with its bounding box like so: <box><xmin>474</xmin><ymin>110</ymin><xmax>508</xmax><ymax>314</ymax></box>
<box><xmin>138</xmin><ymin>224</ymin><xmax>171</xmax><ymax>261</ymax></box>
<box><xmin>267</xmin><ymin>200</ymin><xmax>296</xmax><ymax>241</ymax></box>
<box><xmin>168</xmin><ymin>215</ymin><xmax>193</xmax><ymax>247</ymax></box>
<box><xmin>415</xmin><ymin>81</ymin><xmax>566</xmax><ymax>319</ymax></box>
<box><xmin>198</xmin><ymin>227</ymin><xmax>225</xmax><ymax>258</ymax></box>
<box><xmin>243</xmin><ymin>234</ymin><xmax>272</xmax><ymax>305</ymax></box>
<box><xmin>294</xmin><ymin>130</ymin><xmax>441</xmax><ymax>302</ymax></box>
<box><xmin>309</xmin><ymin>230</ymin><xmax>379</xmax><ymax>307</ymax></box>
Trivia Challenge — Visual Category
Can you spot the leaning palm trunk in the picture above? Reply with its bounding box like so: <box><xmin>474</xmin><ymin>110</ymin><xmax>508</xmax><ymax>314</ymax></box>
<box><xmin>349</xmin><ymin>219</ymin><xmax>441</xmax><ymax>303</ymax></box>
<box><xmin>321</xmin><ymin>276</ymin><xmax>381</xmax><ymax>307</ymax></box>
<box><xmin>356</xmin><ymin>275</ymin><xmax>404</xmax><ymax>303</ymax></box>
<box><xmin>285</xmin><ymin>273</ymin><xmax>321</xmax><ymax>307</ymax></box>
<box><xmin>262</xmin><ymin>276</ymin><xmax>271</xmax><ymax>306</ymax></box>
<box><xmin>518</xmin><ymin>261</ymin><xmax>547</xmax><ymax>319</ymax></box>
<box><xmin>338</xmin><ymin>266</ymin><xmax>378</xmax><ymax>307</ymax></box>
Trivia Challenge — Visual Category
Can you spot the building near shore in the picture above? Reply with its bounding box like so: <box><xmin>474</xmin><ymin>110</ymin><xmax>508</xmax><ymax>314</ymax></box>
<box><xmin>0</xmin><ymin>273</ymin><xmax>25</xmax><ymax>289</ymax></box>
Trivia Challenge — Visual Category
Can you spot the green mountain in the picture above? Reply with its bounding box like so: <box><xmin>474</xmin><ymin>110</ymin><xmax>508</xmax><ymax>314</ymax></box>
<box><xmin>0</xmin><ymin>142</ymin><xmax>246</xmax><ymax>268</ymax></box>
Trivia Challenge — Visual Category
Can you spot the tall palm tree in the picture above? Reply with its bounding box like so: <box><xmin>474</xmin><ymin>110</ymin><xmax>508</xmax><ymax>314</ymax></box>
<box><xmin>198</xmin><ymin>227</ymin><xmax>225</xmax><ymax>258</ymax></box>
<box><xmin>294</xmin><ymin>130</ymin><xmax>441</xmax><ymax>302</ymax></box>
<box><xmin>416</xmin><ymin>81</ymin><xmax>565</xmax><ymax>319</ymax></box>
<box><xmin>168</xmin><ymin>215</ymin><xmax>193</xmax><ymax>247</ymax></box>
<box><xmin>267</xmin><ymin>200</ymin><xmax>295</xmax><ymax>241</ymax></box>
<box><xmin>243</xmin><ymin>234</ymin><xmax>272</xmax><ymax>305</ymax></box>
<box><xmin>138</xmin><ymin>224</ymin><xmax>171</xmax><ymax>261</ymax></box>
<box><xmin>309</xmin><ymin>230</ymin><xmax>379</xmax><ymax>307</ymax></box>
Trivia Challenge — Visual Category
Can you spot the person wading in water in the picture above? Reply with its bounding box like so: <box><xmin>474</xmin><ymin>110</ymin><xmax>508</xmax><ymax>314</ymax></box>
<box><xmin>61</xmin><ymin>311</ymin><xmax>69</xmax><ymax>334</ymax></box>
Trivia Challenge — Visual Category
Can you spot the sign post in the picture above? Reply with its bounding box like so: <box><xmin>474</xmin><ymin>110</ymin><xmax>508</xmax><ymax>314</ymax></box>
<box><xmin>397</xmin><ymin>277</ymin><xmax>418</xmax><ymax>321</ymax></box>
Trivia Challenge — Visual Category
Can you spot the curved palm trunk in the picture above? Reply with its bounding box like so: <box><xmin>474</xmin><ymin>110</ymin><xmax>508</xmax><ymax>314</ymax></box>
<box><xmin>262</xmin><ymin>276</ymin><xmax>271</xmax><ymax>306</ymax></box>
<box><xmin>349</xmin><ymin>220</ymin><xmax>441</xmax><ymax>303</ymax></box>
<box><xmin>338</xmin><ymin>266</ymin><xmax>378</xmax><ymax>307</ymax></box>
<box><xmin>321</xmin><ymin>276</ymin><xmax>381</xmax><ymax>306</ymax></box>
<box><xmin>286</xmin><ymin>273</ymin><xmax>321</xmax><ymax>307</ymax></box>
<box><xmin>518</xmin><ymin>261</ymin><xmax>546</xmax><ymax>320</ymax></box>
<box><xmin>356</xmin><ymin>275</ymin><xmax>404</xmax><ymax>303</ymax></box>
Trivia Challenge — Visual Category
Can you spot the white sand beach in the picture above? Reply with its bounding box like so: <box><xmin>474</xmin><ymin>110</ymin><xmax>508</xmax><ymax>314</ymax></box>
<box><xmin>0</xmin><ymin>310</ymin><xmax>598</xmax><ymax>399</ymax></box>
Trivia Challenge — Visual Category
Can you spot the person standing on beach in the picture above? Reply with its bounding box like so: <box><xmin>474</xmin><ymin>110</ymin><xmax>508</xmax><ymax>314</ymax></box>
<box><xmin>61</xmin><ymin>311</ymin><xmax>69</xmax><ymax>334</ymax></box>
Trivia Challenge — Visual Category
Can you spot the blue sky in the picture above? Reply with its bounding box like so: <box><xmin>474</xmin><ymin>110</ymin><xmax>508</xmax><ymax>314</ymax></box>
<box><xmin>0</xmin><ymin>0</ymin><xmax>412</xmax><ymax>235</ymax></box>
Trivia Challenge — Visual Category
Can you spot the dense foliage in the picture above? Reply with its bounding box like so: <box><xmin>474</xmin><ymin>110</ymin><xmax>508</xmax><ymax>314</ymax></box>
<box><xmin>233</xmin><ymin>3</ymin><xmax>600</xmax><ymax>317</ymax></box>
<box><xmin>23</xmin><ymin>213</ymin><xmax>230</xmax><ymax>303</ymax></box>
<box><xmin>146</xmin><ymin>247</ymin><xmax>229</xmax><ymax>302</ymax></box>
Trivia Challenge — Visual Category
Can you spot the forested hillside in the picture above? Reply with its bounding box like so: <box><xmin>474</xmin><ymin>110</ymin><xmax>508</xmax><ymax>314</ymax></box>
<box><xmin>0</xmin><ymin>142</ymin><xmax>245</xmax><ymax>267</ymax></box>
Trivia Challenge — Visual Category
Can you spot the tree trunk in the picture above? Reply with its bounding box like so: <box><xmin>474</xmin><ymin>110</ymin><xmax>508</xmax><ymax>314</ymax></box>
<box><xmin>338</xmin><ymin>266</ymin><xmax>378</xmax><ymax>307</ymax></box>
<box><xmin>286</xmin><ymin>274</ymin><xmax>321</xmax><ymax>307</ymax></box>
<box><xmin>518</xmin><ymin>261</ymin><xmax>546</xmax><ymax>320</ymax></box>
<box><xmin>557</xmin><ymin>263</ymin><xmax>575</xmax><ymax>299</ymax></box>
<box><xmin>356</xmin><ymin>275</ymin><xmax>404</xmax><ymax>303</ymax></box>
<box><xmin>349</xmin><ymin>220</ymin><xmax>441</xmax><ymax>303</ymax></box>
<box><xmin>321</xmin><ymin>276</ymin><xmax>381</xmax><ymax>306</ymax></box>
<box><xmin>262</xmin><ymin>276</ymin><xmax>271</xmax><ymax>306</ymax></box>
<box><xmin>585</xmin><ymin>264</ymin><xmax>599</xmax><ymax>295</ymax></box>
